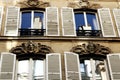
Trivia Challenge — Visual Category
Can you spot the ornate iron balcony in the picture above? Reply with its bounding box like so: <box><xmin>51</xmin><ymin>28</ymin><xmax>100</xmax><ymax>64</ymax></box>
<box><xmin>76</xmin><ymin>30</ymin><xmax>101</xmax><ymax>37</ymax></box>
<box><xmin>19</xmin><ymin>29</ymin><xmax>45</xmax><ymax>36</ymax></box>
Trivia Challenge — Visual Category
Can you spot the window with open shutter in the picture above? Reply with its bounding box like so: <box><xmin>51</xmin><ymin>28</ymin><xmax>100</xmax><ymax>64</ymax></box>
<box><xmin>46</xmin><ymin>53</ymin><xmax>62</xmax><ymax>80</ymax></box>
<box><xmin>64</xmin><ymin>52</ymin><xmax>81</xmax><ymax>80</ymax></box>
<box><xmin>61</xmin><ymin>7</ymin><xmax>76</xmax><ymax>36</ymax></box>
<box><xmin>46</xmin><ymin>7</ymin><xmax>59</xmax><ymax>36</ymax></box>
<box><xmin>113</xmin><ymin>9</ymin><xmax>120</xmax><ymax>37</ymax></box>
<box><xmin>0</xmin><ymin>6</ymin><xmax>3</xmax><ymax>32</ymax></box>
<box><xmin>5</xmin><ymin>6</ymin><xmax>20</xmax><ymax>36</ymax></box>
<box><xmin>98</xmin><ymin>8</ymin><xmax>116</xmax><ymax>37</ymax></box>
<box><xmin>107</xmin><ymin>53</ymin><xmax>120</xmax><ymax>80</ymax></box>
<box><xmin>0</xmin><ymin>52</ymin><xmax>16</xmax><ymax>80</ymax></box>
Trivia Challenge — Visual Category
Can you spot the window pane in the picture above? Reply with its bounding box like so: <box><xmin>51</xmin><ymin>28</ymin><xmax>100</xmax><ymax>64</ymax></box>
<box><xmin>21</xmin><ymin>12</ymin><xmax>31</xmax><ymax>29</ymax></box>
<box><xmin>75</xmin><ymin>13</ymin><xmax>85</xmax><ymax>30</ymax></box>
<box><xmin>80</xmin><ymin>60</ymin><xmax>92</xmax><ymax>80</ymax></box>
<box><xmin>94</xmin><ymin>60</ymin><xmax>107</xmax><ymax>80</ymax></box>
<box><xmin>86</xmin><ymin>13</ymin><xmax>98</xmax><ymax>30</ymax></box>
<box><xmin>33</xmin><ymin>60</ymin><xmax>44</xmax><ymax>80</ymax></box>
<box><xmin>17</xmin><ymin>60</ymin><xmax>29</xmax><ymax>80</ymax></box>
<box><xmin>34</xmin><ymin>12</ymin><xmax>44</xmax><ymax>29</ymax></box>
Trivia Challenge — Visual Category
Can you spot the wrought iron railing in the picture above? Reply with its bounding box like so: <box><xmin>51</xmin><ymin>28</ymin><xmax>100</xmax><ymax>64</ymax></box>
<box><xmin>19</xmin><ymin>29</ymin><xmax>46</xmax><ymax>36</ymax></box>
<box><xmin>76</xmin><ymin>30</ymin><xmax>102</xmax><ymax>37</ymax></box>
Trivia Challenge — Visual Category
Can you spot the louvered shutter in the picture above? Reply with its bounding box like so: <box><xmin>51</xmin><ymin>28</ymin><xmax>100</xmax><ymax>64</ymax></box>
<box><xmin>107</xmin><ymin>54</ymin><xmax>120</xmax><ymax>80</ymax></box>
<box><xmin>98</xmin><ymin>8</ymin><xmax>116</xmax><ymax>37</ymax></box>
<box><xmin>61</xmin><ymin>7</ymin><xmax>76</xmax><ymax>36</ymax></box>
<box><xmin>113</xmin><ymin>9</ymin><xmax>120</xmax><ymax>37</ymax></box>
<box><xmin>64</xmin><ymin>52</ymin><xmax>81</xmax><ymax>80</ymax></box>
<box><xmin>5</xmin><ymin>6</ymin><xmax>20</xmax><ymax>36</ymax></box>
<box><xmin>0</xmin><ymin>52</ymin><xmax>16</xmax><ymax>80</ymax></box>
<box><xmin>0</xmin><ymin>6</ymin><xmax>3</xmax><ymax>31</ymax></box>
<box><xmin>46</xmin><ymin>7</ymin><xmax>59</xmax><ymax>36</ymax></box>
<box><xmin>46</xmin><ymin>53</ymin><xmax>62</xmax><ymax>80</ymax></box>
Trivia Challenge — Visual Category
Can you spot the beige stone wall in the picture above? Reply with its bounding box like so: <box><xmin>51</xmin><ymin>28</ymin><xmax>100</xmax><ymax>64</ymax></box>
<box><xmin>0</xmin><ymin>39</ymin><xmax>119</xmax><ymax>54</ymax></box>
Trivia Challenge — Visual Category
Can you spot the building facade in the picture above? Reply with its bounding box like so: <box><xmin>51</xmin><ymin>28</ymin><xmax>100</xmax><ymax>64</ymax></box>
<box><xmin>0</xmin><ymin>0</ymin><xmax>120</xmax><ymax>80</ymax></box>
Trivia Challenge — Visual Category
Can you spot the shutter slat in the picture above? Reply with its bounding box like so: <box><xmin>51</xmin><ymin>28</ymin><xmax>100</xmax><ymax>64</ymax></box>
<box><xmin>98</xmin><ymin>8</ymin><xmax>116</xmax><ymax>37</ymax></box>
<box><xmin>107</xmin><ymin>54</ymin><xmax>120</xmax><ymax>80</ymax></box>
<box><xmin>5</xmin><ymin>6</ymin><xmax>20</xmax><ymax>36</ymax></box>
<box><xmin>113</xmin><ymin>9</ymin><xmax>120</xmax><ymax>37</ymax></box>
<box><xmin>64</xmin><ymin>52</ymin><xmax>81</xmax><ymax>80</ymax></box>
<box><xmin>0</xmin><ymin>6</ymin><xmax>3</xmax><ymax>31</ymax></box>
<box><xmin>46</xmin><ymin>53</ymin><xmax>62</xmax><ymax>80</ymax></box>
<box><xmin>0</xmin><ymin>52</ymin><xmax>16</xmax><ymax>80</ymax></box>
<box><xmin>61</xmin><ymin>7</ymin><xmax>76</xmax><ymax>36</ymax></box>
<box><xmin>46</xmin><ymin>7</ymin><xmax>59</xmax><ymax>36</ymax></box>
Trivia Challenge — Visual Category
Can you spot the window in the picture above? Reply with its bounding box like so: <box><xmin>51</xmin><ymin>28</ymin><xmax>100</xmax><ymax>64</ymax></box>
<box><xmin>74</xmin><ymin>11</ymin><xmax>101</xmax><ymax>36</ymax></box>
<box><xmin>17</xmin><ymin>59</ymin><xmax>45</xmax><ymax>80</ymax></box>
<box><xmin>19</xmin><ymin>11</ymin><xmax>45</xmax><ymax>36</ymax></box>
<box><xmin>80</xmin><ymin>59</ymin><xmax>108</xmax><ymax>80</ymax></box>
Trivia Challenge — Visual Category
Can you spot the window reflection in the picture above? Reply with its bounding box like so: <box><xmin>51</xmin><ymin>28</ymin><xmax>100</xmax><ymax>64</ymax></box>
<box><xmin>80</xmin><ymin>59</ymin><xmax>107</xmax><ymax>80</ymax></box>
<box><xmin>17</xmin><ymin>59</ymin><xmax>44</xmax><ymax>80</ymax></box>
<box><xmin>33</xmin><ymin>60</ymin><xmax>44</xmax><ymax>80</ymax></box>
<box><xmin>18</xmin><ymin>60</ymin><xmax>29</xmax><ymax>80</ymax></box>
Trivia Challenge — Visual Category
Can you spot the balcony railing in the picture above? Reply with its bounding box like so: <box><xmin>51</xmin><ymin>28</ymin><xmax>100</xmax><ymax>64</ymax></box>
<box><xmin>76</xmin><ymin>30</ymin><xmax>102</xmax><ymax>37</ymax></box>
<box><xmin>19</xmin><ymin>29</ymin><xmax>45</xmax><ymax>36</ymax></box>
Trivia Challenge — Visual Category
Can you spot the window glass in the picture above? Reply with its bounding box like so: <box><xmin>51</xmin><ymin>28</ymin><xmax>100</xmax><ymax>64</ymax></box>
<box><xmin>74</xmin><ymin>12</ymin><xmax>99</xmax><ymax>30</ymax></box>
<box><xmin>80</xmin><ymin>59</ymin><xmax>107</xmax><ymax>80</ymax></box>
<box><xmin>21</xmin><ymin>12</ymin><xmax>31</xmax><ymax>29</ymax></box>
<box><xmin>86</xmin><ymin>13</ymin><xmax>98</xmax><ymax>30</ymax></box>
<box><xmin>75</xmin><ymin>13</ymin><xmax>85</xmax><ymax>30</ymax></box>
<box><xmin>18</xmin><ymin>60</ymin><xmax>29</xmax><ymax>80</ymax></box>
<box><xmin>17</xmin><ymin>59</ymin><xmax>44</xmax><ymax>80</ymax></box>
<box><xmin>34</xmin><ymin>12</ymin><xmax>44</xmax><ymax>29</ymax></box>
<box><xmin>33</xmin><ymin>60</ymin><xmax>44</xmax><ymax>80</ymax></box>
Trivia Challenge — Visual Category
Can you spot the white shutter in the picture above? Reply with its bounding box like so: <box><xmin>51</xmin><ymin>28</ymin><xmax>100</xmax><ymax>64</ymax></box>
<box><xmin>64</xmin><ymin>52</ymin><xmax>81</xmax><ymax>80</ymax></box>
<box><xmin>46</xmin><ymin>7</ymin><xmax>59</xmax><ymax>36</ymax></box>
<box><xmin>0</xmin><ymin>6</ymin><xmax>3</xmax><ymax>31</ymax></box>
<box><xmin>5</xmin><ymin>6</ymin><xmax>20</xmax><ymax>36</ymax></box>
<box><xmin>113</xmin><ymin>8</ymin><xmax>120</xmax><ymax>37</ymax></box>
<box><xmin>0</xmin><ymin>52</ymin><xmax>16</xmax><ymax>80</ymax></box>
<box><xmin>107</xmin><ymin>53</ymin><xmax>120</xmax><ymax>80</ymax></box>
<box><xmin>61</xmin><ymin>7</ymin><xmax>76</xmax><ymax>36</ymax></box>
<box><xmin>46</xmin><ymin>53</ymin><xmax>62</xmax><ymax>80</ymax></box>
<box><xmin>98</xmin><ymin>8</ymin><xmax>116</xmax><ymax>37</ymax></box>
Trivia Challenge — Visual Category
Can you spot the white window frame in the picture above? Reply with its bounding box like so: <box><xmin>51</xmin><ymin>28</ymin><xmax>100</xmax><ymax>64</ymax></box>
<box><xmin>80</xmin><ymin>58</ymin><xmax>109</xmax><ymax>80</ymax></box>
<box><xmin>74</xmin><ymin>11</ymin><xmax>100</xmax><ymax>30</ymax></box>
<box><xmin>15</xmin><ymin>58</ymin><xmax>46</xmax><ymax>80</ymax></box>
<box><xmin>20</xmin><ymin>10</ymin><xmax>45</xmax><ymax>29</ymax></box>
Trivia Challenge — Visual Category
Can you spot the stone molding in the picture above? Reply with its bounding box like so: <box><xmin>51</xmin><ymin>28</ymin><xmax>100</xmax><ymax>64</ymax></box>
<box><xmin>70</xmin><ymin>42</ymin><xmax>111</xmax><ymax>57</ymax></box>
<box><xmin>10</xmin><ymin>41</ymin><xmax>53</xmax><ymax>56</ymax></box>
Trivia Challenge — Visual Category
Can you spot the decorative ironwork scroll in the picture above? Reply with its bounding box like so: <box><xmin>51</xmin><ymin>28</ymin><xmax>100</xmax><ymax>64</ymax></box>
<box><xmin>70</xmin><ymin>42</ymin><xmax>111</xmax><ymax>57</ymax></box>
